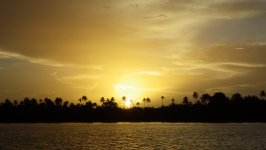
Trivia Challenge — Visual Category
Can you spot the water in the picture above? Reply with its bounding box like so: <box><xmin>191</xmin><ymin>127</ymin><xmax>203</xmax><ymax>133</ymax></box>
<box><xmin>0</xmin><ymin>123</ymin><xmax>266</xmax><ymax>149</ymax></box>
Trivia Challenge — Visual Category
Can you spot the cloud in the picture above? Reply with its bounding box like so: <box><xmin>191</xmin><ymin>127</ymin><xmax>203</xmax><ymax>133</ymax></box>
<box><xmin>0</xmin><ymin>50</ymin><xmax>64</xmax><ymax>67</ymax></box>
<box><xmin>126</xmin><ymin>71</ymin><xmax>161</xmax><ymax>77</ymax></box>
<box><xmin>146</xmin><ymin>0</ymin><xmax>266</xmax><ymax>20</ymax></box>
<box><xmin>0</xmin><ymin>50</ymin><xmax>103</xmax><ymax>69</ymax></box>
<box><xmin>168</xmin><ymin>60</ymin><xmax>266</xmax><ymax>78</ymax></box>
<box><xmin>114</xmin><ymin>84</ymin><xmax>172</xmax><ymax>92</ymax></box>
<box><xmin>209</xmin><ymin>0</ymin><xmax>266</xmax><ymax>16</ymax></box>
<box><xmin>1</xmin><ymin>0</ymin><xmax>266</xmax><ymax>102</ymax></box>
<box><xmin>182</xmin><ymin>43</ymin><xmax>266</xmax><ymax>64</ymax></box>
<box><xmin>0</xmin><ymin>0</ymin><xmax>152</xmax><ymax>66</ymax></box>
<box><xmin>163</xmin><ymin>59</ymin><xmax>266</xmax><ymax>81</ymax></box>
<box><xmin>59</xmin><ymin>75</ymin><xmax>103</xmax><ymax>80</ymax></box>
<box><xmin>218</xmin><ymin>62</ymin><xmax>266</xmax><ymax>68</ymax></box>
<box><xmin>53</xmin><ymin>73</ymin><xmax>103</xmax><ymax>87</ymax></box>
<box><xmin>205</xmin><ymin>84</ymin><xmax>258</xmax><ymax>96</ymax></box>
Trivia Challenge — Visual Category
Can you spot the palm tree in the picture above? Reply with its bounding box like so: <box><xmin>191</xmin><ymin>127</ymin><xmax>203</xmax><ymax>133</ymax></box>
<box><xmin>81</xmin><ymin>95</ymin><xmax>88</xmax><ymax>104</ymax></box>
<box><xmin>100</xmin><ymin>97</ymin><xmax>105</xmax><ymax>106</ymax></box>
<box><xmin>13</xmin><ymin>100</ymin><xmax>18</xmax><ymax>106</ymax></box>
<box><xmin>23</xmin><ymin>97</ymin><xmax>30</xmax><ymax>106</ymax></box>
<box><xmin>260</xmin><ymin>90</ymin><xmax>266</xmax><ymax>100</ymax></box>
<box><xmin>200</xmin><ymin>93</ymin><xmax>211</xmax><ymax>105</ymax></box>
<box><xmin>30</xmin><ymin>98</ymin><xmax>38</xmax><ymax>106</ymax></box>
<box><xmin>63</xmin><ymin>101</ymin><xmax>69</xmax><ymax>108</ymax></box>
<box><xmin>69</xmin><ymin>102</ymin><xmax>75</xmax><ymax>108</ymax></box>
<box><xmin>136</xmin><ymin>102</ymin><xmax>140</xmax><ymax>107</ymax></box>
<box><xmin>161</xmin><ymin>96</ymin><xmax>165</xmax><ymax>107</ymax></box>
<box><xmin>92</xmin><ymin>102</ymin><xmax>97</xmax><ymax>109</ymax></box>
<box><xmin>44</xmin><ymin>97</ymin><xmax>54</xmax><ymax>107</ymax></box>
<box><xmin>122</xmin><ymin>96</ymin><xmax>126</xmax><ymax>108</ymax></box>
<box><xmin>231</xmin><ymin>93</ymin><xmax>242</xmax><ymax>103</ymax></box>
<box><xmin>182</xmin><ymin>96</ymin><xmax>191</xmax><ymax>105</ymax></box>
<box><xmin>55</xmin><ymin>97</ymin><xmax>63</xmax><ymax>106</ymax></box>
<box><xmin>146</xmin><ymin>97</ymin><xmax>151</xmax><ymax>107</ymax></box>
<box><xmin>3</xmin><ymin>99</ymin><xmax>13</xmax><ymax>107</ymax></box>
<box><xmin>142</xmin><ymin>98</ymin><xmax>146</xmax><ymax>107</ymax></box>
<box><xmin>193</xmin><ymin>92</ymin><xmax>198</xmax><ymax>103</ymax></box>
<box><xmin>85</xmin><ymin>101</ymin><xmax>94</xmax><ymax>109</ymax></box>
<box><xmin>171</xmin><ymin>98</ymin><xmax>175</xmax><ymax>105</ymax></box>
<box><xmin>39</xmin><ymin>99</ymin><xmax>43</xmax><ymax>104</ymax></box>
<box><xmin>211</xmin><ymin>92</ymin><xmax>228</xmax><ymax>105</ymax></box>
<box><xmin>130</xmin><ymin>99</ymin><xmax>133</xmax><ymax>108</ymax></box>
<box><xmin>78</xmin><ymin>98</ymin><xmax>82</xmax><ymax>104</ymax></box>
<box><xmin>110</xmin><ymin>97</ymin><xmax>114</xmax><ymax>101</ymax></box>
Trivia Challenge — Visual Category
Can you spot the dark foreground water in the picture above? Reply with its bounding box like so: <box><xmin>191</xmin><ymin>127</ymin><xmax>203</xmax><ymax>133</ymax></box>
<box><xmin>0</xmin><ymin>123</ymin><xmax>266</xmax><ymax>149</ymax></box>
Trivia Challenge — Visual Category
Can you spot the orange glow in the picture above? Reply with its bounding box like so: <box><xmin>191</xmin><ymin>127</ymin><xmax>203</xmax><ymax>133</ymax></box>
<box><xmin>125</xmin><ymin>99</ymin><xmax>132</xmax><ymax>108</ymax></box>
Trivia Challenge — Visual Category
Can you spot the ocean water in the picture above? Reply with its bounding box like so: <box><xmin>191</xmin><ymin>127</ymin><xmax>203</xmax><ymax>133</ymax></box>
<box><xmin>0</xmin><ymin>123</ymin><xmax>266</xmax><ymax>149</ymax></box>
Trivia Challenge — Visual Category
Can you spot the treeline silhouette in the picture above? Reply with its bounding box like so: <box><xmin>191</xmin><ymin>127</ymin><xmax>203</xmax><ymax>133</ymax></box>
<box><xmin>1</xmin><ymin>91</ymin><xmax>266</xmax><ymax>122</ymax></box>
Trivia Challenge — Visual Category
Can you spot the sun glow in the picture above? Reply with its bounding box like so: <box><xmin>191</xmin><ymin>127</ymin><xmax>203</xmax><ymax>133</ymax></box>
<box><xmin>114</xmin><ymin>83</ymin><xmax>142</xmax><ymax>107</ymax></box>
<box><xmin>125</xmin><ymin>99</ymin><xmax>132</xmax><ymax>107</ymax></box>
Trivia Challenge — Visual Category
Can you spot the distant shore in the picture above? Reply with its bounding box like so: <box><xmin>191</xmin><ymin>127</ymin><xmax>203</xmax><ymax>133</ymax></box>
<box><xmin>1</xmin><ymin>91</ymin><xmax>266</xmax><ymax>123</ymax></box>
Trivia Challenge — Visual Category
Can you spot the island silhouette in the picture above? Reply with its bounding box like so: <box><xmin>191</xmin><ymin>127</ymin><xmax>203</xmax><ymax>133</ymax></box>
<box><xmin>0</xmin><ymin>90</ymin><xmax>266</xmax><ymax>123</ymax></box>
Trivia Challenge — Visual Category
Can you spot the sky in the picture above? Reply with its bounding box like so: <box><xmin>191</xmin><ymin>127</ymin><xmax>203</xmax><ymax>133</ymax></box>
<box><xmin>0</xmin><ymin>0</ymin><xmax>266</xmax><ymax>106</ymax></box>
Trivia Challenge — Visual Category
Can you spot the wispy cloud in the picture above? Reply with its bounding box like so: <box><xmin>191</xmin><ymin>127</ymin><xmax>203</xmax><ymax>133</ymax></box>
<box><xmin>1</xmin><ymin>0</ymin><xmax>266</xmax><ymax>101</ymax></box>
<box><xmin>0</xmin><ymin>50</ymin><xmax>65</xmax><ymax>67</ymax></box>
<box><xmin>114</xmin><ymin>84</ymin><xmax>171</xmax><ymax>92</ymax></box>
<box><xmin>59</xmin><ymin>74</ymin><xmax>103</xmax><ymax>81</ymax></box>
<box><xmin>205</xmin><ymin>84</ymin><xmax>256</xmax><ymax>95</ymax></box>
<box><xmin>0</xmin><ymin>50</ymin><xmax>103</xmax><ymax>70</ymax></box>
<box><xmin>162</xmin><ymin>60</ymin><xmax>266</xmax><ymax>80</ymax></box>
<box><xmin>71</xmin><ymin>83</ymin><xmax>99</xmax><ymax>90</ymax></box>
<box><xmin>126</xmin><ymin>71</ymin><xmax>161</xmax><ymax>77</ymax></box>
<box><xmin>218</xmin><ymin>62</ymin><xmax>266</xmax><ymax>68</ymax></box>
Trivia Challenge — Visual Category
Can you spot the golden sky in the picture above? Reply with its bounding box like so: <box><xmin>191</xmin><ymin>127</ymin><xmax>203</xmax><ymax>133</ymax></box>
<box><xmin>1</xmin><ymin>0</ymin><xmax>266</xmax><ymax>106</ymax></box>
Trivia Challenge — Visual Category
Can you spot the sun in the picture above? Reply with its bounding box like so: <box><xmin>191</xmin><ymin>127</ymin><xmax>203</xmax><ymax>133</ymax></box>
<box><xmin>114</xmin><ymin>83</ymin><xmax>141</xmax><ymax>103</ymax></box>
<box><xmin>125</xmin><ymin>99</ymin><xmax>132</xmax><ymax>107</ymax></box>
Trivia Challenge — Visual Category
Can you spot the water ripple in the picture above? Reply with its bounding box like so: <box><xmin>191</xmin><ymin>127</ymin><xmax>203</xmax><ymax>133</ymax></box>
<box><xmin>0</xmin><ymin>123</ymin><xmax>266</xmax><ymax>149</ymax></box>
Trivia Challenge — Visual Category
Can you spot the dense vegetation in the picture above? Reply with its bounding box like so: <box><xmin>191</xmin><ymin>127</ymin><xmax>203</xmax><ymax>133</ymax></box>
<box><xmin>0</xmin><ymin>90</ymin><xmax>266</xmax><ymax>122</ymax></box>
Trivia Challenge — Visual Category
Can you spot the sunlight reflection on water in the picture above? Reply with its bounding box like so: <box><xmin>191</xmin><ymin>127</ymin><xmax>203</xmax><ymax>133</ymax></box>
<box><xmin>0</xmin><ymin>123</ymin><xmax>266</xmax><ymax>149</ymax></box>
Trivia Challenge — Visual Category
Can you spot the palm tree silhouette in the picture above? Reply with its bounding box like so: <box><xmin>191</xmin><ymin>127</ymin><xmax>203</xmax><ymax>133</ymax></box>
<box><xmin>182</xmin><ymin>96</ymin><xmax>190</xmax><ymax>105</ymax></box>
<box><xmin>231</xmin><ymin>93</ymin><xmax>243</xmax><ymax>104</ymax></box>
<box><xmin>44</xmin><ymin>97</ymin><xmax>54</xmax><ymax>107</ymax></box>
<box><xmin>260</xmin><ymin>90</ymin><xmax>266</xmax><ymax>100</ymax></box>
<box><xmin>146</xmin><ymin>98</ymin><xmax>151</xmax><ymax>107</ymax></box>
<box><xmin>200</xmin><ymin>93</ymin><xmax>211</xmax><ymax>105</ymax></box>
<box><xmin>39</xmin><ymin>99</ymin><xmax>43</xmax><ymax>104</ymax></box>
<box><xmin>63</xmin><ymin>101</ymin><xmax>69</xmax><ymax>108</ymax></box>
<box><xmin>161</xmin><ymin>96</ymin><xmax>165</xmax><ymax>107</ymax></box>
<box><xmin>82</xmin><ymin>96</ymin><xmax>88</xmax><ymax>104</ymax></box>
<box><xmin>142</xmin><ymin>98</ymin><xmax>146</xmax><ymax>108</ymax></box>
<box><xmin>2</xmin><ymin>90</ymin><xmax>266</xmax><ymax>123</ymax></box>
<box><xmin>78</xmin><ymin>98</ymin><xmax>82</xmax><ymax>104</ymax></box>
<box><xmin>55</xmin><ymin>97</ymin><xmax>63</xmax><ymax>106</ymax></box>
<box><xmin>100</xmin><ymin>97</ymin><xmax>105</xmax><ymax>106</ymax></box>
<box><xmin>3</xmin><ymin>99</ymin><xmax>13</xmax><ymax>107</ymax></box>
<box><xmin>13</xmin><ymin>100</ymin><xmax>18</xmax><ymax>106</ymax></box>
<box><xmin>211</xmin><ymin>92</ymin><xmax>228</xmax><ymax>105</ymax></box>
<box><xmin>110</xmin><ymin>97</ymin><xmax>115</xmax><ymax>102</ymax></box>
<box><xmin>171</xmin><ymin>98</ymin><xmax>175</xmax><ymax>105</ymax></box>
<box><xmin>122</xmin><ymin>96</ymin><xmax>126</xmax><ymax>108</ymax></box>
<box><xmin>85</xmin><ymin>101</ymin><xmax>95</xmax><ymax>109</ymax></box>
<box><xmin>136</xmin><ymin>102</ymin><xmax>140</xmax><ymax>107</ymax></box>
<box><xmin>193</xmin><ymin>92</ymin><xmax>198</xmax><ymax>103</ymax></box>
